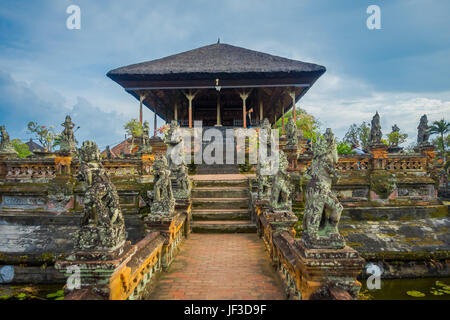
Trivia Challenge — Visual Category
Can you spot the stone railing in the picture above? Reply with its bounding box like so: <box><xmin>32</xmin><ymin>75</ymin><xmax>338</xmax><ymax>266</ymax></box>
<box><xmin>56</xmin><ymin>206</ymin><xmax>190</xmax><ymax>300</ymax></box>
<box><xmin>282</xmin><ymin>145</ymin><xmax>439</xmax><ymax>205</ymax></box>
<box><xmin>0</xmin><ymin>154</ymin><xmax>155</xmax><ymax>214</ymax></box>
<box><xmin>253</xmin><ymin>201</ymin><xmax>364</xmax><ymax>300</ymax></box>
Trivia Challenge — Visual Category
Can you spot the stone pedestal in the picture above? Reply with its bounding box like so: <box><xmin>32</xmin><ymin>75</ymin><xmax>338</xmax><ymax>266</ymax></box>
<box><xmin>149</xmin><ymin>137</ymin><xmax>167</xmax><ymax>157</ymax></box>
<box><xmin>369</xmin><ymin>143</ymin><xmax>388</xmax><ymax>169</ymax></box>
<box><xmin>263</xmin><ymin>210</ymin><xmax>298</xmax><ymax>234</ymax></box>
<box><xmin>55</xmin><ymin>241</ymin><xmax>135</xmax><ymax>299</ymax></box>
<box><xmin>294</xmin><ymin>240</ymin><xmax>364</xmax><ymax>300</ymax></box>
<box><xmin>144</xmin><ymin>212</ymin><xmax>186</xmax><ymax>269</ymax></box>
<box><xmin>415</xmin><ymin>144</ymin><xmax>435</xmax><ymax>161</ymax></box>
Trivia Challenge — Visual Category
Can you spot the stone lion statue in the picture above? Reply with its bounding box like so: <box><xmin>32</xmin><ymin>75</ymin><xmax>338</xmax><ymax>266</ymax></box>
<box><xmin>74</xmin><ymin>140</ymin><xmax>125</xmax><ymax>250</ymax></box>
<box><xmin>301</xmin><ymin>128</ymin><xmax>345</xmax><ymax>249</ymax></box>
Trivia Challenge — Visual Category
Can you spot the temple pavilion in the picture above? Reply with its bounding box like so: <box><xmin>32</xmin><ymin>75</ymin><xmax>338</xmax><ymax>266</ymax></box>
<box><xmin>107</xmin><ymin>42</ymin><xmax>325</xmax><ymax>134</ymax></box>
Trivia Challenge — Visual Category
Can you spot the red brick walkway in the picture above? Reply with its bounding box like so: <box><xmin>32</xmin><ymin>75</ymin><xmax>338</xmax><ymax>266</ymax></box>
<box><xmin>147</xmin><ymin>234</ymin><xmax>285</xmax><ymax>300</ymax></box>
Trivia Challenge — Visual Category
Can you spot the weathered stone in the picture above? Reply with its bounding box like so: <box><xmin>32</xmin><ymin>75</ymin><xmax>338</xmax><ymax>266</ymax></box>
<box><xmin>0</xmin><ymin>125</ymin><xmax>17</xmax><ymax>155</ymax></box>
<box><xmin>164</xmin><ymin>120</ymin><xmax>191</xmax><ymax>199</ymax></box>
<box><xmin>73</xmin><ymin>140</ymin><xmax>125</xmax><ymax>251</ymax></box>
<box><xmin>286</xmin><ymin>115</ymin><xmax>298</xmax><ymax>148</ymax></box>
<box><xmin>138</xmin><ymin>121</ymin><xmax>152</xmax><ymax>154</ymax></box>
<box><xmin>302</xmin><ymin>128</ymin><xmax>345</xmax><ymax>249</ymax></box>
<box><xmin>417</xmin><ymin>114</ymin><xmax>431</xmax><ymax>147</ymax></box>
<box><xmin>369</xmin><ymin>111</ymin><xmax>383</xmax><ymax>147</ymax></box>
<box><xmin>147</xmin><ymin>156</ymin><xmax>175</xmax><ymax>218</ymax></box>
<box><xmin>59</xmin><ymin>115</ymin><xmax>78</xmax><ymax>155</ymax></box>
<box><xmin>270</xmin><ymin>151</ymin><xmax>292</xmax><ymax>212</ymax></box>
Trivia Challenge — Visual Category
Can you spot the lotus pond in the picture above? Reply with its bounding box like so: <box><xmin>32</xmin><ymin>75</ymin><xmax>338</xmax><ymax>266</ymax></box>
<box><xmin>359</xmin><ymin>277</ymin><xmax>450</xmax><ymax>300</ymax></box>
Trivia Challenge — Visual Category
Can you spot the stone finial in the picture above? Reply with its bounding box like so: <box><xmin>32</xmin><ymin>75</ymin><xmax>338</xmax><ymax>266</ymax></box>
<box><xmin>59</xmin><ymin>115</ymin><xmax>78</xmax><ymax>155</ymax></box>
<box><xmin>302</xmin><ymin>128</ymin><xmax>345</xmax><ymax>249</ymax></box>
<box><xmin>0</xmin><ymin>125</ymin><xmax>18</xmax><ymax>155</ymax></box>
<box><xmin>164</xmin><ymin>120</ymin><xmax>190</xmax><ymax>199</ymax></box>
<box><xmin>269</xmin><ymin>150</ymin><xmax>291</xmax><ymax>212</ymax></box>
<box><xmin>138</xmin><ymin>121</ymin><xmax>152</xmax><ymax>154</ymax></box>
<box><xmin>286</xmin><ymin>115</ymin><xmax>298</xmax><ymax>148</ymax></box>
<box><xmin>149</xmin><ymin>156</ymin><xmax>175</xmax><ymax>216</ymax></box>
<box><xmin>74</xmin><ymin>140</ymin><xmax>125</xmax><ymax>251</ymax></box>
<box><xmin>417</xmin><ymin>114</ymin><xmax>431</xmax><ymax>146</ymax></box>
<box><xmin>369</xmin><ymin>112</ymin><xmax>382</xmax><ymax>146</ymax></box>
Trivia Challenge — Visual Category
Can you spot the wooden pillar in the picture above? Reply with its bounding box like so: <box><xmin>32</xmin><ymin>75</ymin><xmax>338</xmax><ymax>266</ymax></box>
<box><xmin>174</xmin><ymin>102</ymin><xmax>178</xmax><ymax>121</ymax></box>
<box><xmin>289</xmin><ymin>89</ymin><xmax>296</xmax><ymax>122</ymax></box>
<box><xmin>238</xmin><ymin>89</ymin><xmax>252</xmax><ymax>128</ymax></box>
<box><xmin>183</xmin><ymin>90</ymin><xmax>198</xmax><ymax>129</ymax></box>
<box><xmin>153</xmin><ymin>108</ymin><xmax>157</xmax><ymax>137</ymax></box>
<box><xmin>259</xmin><ymin>100</ymin><xmax>263</xmax><ymax>122</ymax></box>
<box><xmin>282</xmin><ymin>104</ymin><xmax>285</xmax><ymax>135</ymax></box>
<box><xmin>216</xmin><ymin>92</ymin><xmax>221</xmax><ymax>126</ymax></box>
<box><xmin>139</xmin><ymin>93</ymin><xmax>147</xmax><ymax>125</ymax></box>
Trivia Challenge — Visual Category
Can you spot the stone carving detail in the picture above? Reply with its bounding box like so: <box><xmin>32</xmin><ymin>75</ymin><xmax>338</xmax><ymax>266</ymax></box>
<box><xmin>138</xmin><ymin>121</ymin><xmax>152</xmax><ymax>154</ymax></box>
<box><xmin>260</xmin><ymin>118</ymin><xmax>272</xmax><ymax>147</ymax></box>
<box><xmin>165</xmin><ymin>120</ymin><xmax>190</xmax><ymax>199</ymax></box>
<box><xmin>0</xmin><ymin>125</ymin><xmax>17</xmax><ymax>155</ymax></box>
<box><xmin>286</xmin><ymin>115</ymin><xmax>298</xmax><ymax>148</ymax></box>
<box><xmin>59</xmin><ymin>116</ymin><xmax>78</xmax><ymax>154</ymax></box>
<box><xmin>149</xmin><ymin>156</ymin><xmax>175</xmax><ymax>216</ymax></box>
<box><xmin>417</xmin><ymin>114</ymin><xmax>431</xmax><ymax>146</ymax></box>
<box><xmin>74</xmin><ymin>140</ymin><xmax>125</xmax><ymax>251</ymax></box>
<box><xmin>105</xmin><ymin>146</ymin><xmax>112</xmax><ymax>159</ymax></box>
<box><xmin>369</xmin><ymin>112</ymin><xmax>382</xmax><ymax>146</ymax></box>
<box><xmin>270</xmin><ymin>151</ymin><xmax>291</xmax><ymax>212</ymax></box>
<box><xmin>256</xmin><ymin>160</ymin><xmax>272</xmax><ymax>200</ymax></box>
<box><xmin>302</xmin><ymin>128</ymin><xmax>345</xmax><ymax>249</ymax></box>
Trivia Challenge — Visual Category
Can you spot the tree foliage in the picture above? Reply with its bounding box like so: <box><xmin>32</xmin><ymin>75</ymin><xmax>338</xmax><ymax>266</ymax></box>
<box><xmin>387</xmin><ymin>131</ymin><xmax>408</xmax><ymax>147</ymax></box>
<box><xmin>344</xmin><ymin>121</ymin><xmax>370</xmax><ymax>151</ymax></box>
<box><xmin>275</xmin><ymin>108</ymin><xmax>321</xmax><ymax>142</ymax></box>
<box><xmin>429</xmin><ymin>119</ymin><xmax>449</xmax><ymax>152</ymax></box>
<box><xmin>11</xmin><ymin>139</ymin><xmax>32</xmax><ymax>158</ymax></box>
<box><xmin>337</xmin><ymin>141</ymin><xmax>356</xmax><ymax>155</ymax></box>
<box><xmin>27</xmin><ymin>122</ymin><xmax>59</xmax><ymax>152</ymax></box>
<box><xmin>124</xmin><ymin>119</ymin><xmax>143</xmax><ymax>152</ymax></box>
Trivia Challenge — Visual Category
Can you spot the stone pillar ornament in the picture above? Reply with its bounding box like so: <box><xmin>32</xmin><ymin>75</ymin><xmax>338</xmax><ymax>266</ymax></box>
<box><xmin>296</xmin><ymin>128</ymin><xmax>364</xmax><ymax>299</ymax></box>
<box><xmin>147</xmin><ymin>156</ymin><xmax>175</xmax><ymax>218</ymax></box>
<box><xmin>59</xmin><ymin>115</ymin><xmax>78</xmax><ymax>155</ymax></box>
<box><xmin>164</xmin><ymin>120</ymin><xmax>191</xmax><ymax>200</ymax></box>
<box><xmin>0</xmin><ymin>125</ymin><xmax>18</xmax><ymax>156</ymax></box>
<box><xmin>301</xmin><ymin>128</ymin><xmax>345</xmax><ymax>249</ymax></box>
<box><xmin>138</xmin><ymin>121</ymin><xmax>153</xmax><ymax>154</ymax></box>
<box><xmin>73</xmin><ymin>140</ymin><xmax>126</xmax><ymax>251</ymax></box>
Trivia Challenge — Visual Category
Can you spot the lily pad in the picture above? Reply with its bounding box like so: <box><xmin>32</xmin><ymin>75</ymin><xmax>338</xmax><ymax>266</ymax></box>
<box><xmin>406</xmin><ymin>290</ymin><xmax>425</xmax><ymax>297</ymax></box>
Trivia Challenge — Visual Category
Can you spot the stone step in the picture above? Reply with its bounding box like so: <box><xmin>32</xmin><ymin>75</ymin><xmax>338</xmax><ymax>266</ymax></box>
<box><xmin>192</xmin><ymin>221</ymin><xmax>257</xmax><ymax>233</ymax></box>
<box><xmin>194</xmin><ymin>179</ymin><xmax>248</xmax><ymax>188</ymax></box>
<box><xmin>192</xmin><ymin>187</ymin><xmax>248</xmax><ymax>198</ymax></box>
<box><xmin>192</xmin><ymin>209</ymin><xmax>250</xmax><ymax>221</ymax></box>
<box><xmin>192</xmin><ymin>198</ymin><xmax>249</xmax><ymax>210</ymax></box>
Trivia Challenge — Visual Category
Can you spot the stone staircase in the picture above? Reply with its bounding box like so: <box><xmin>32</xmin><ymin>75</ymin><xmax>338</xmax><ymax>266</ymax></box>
<box><xmin>191</xmin><ymin>177</ymin><xmax>256</xmax><ymax>233</ymax></box>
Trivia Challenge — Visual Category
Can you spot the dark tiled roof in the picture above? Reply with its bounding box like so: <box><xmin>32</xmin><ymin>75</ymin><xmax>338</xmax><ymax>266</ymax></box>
<box><xmin>25</xmin><ymin>139</ymin><xmax>44</xmax><ymax>152</ymax></box>
<box><xmin>107</xmin><ymin>43</ymin><xmax>325</xmax><ymax>79</ymax></box>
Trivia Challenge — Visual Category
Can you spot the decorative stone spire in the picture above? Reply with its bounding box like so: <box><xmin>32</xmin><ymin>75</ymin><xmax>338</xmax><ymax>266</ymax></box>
<box><xmin>369</xmin><ymin>111</ymin><xmax>382</xmax><ymax>146</ymax></box>
<box><xmin>74</xmin><ymin>140</ymin><xmax>125</xmax><ymax>251</ymax></box>
<box><xmin>0</xmin><ymin>125</ymin><xmax>18</xmax><ymax>155</ymax></box>
<box><xmin>302</xmin><ymin>128</ymin><xmax>345</xmax><ymax>249</ymax></box>
<box><xmin>59</xmin><ymin>115</ymin><xmax>78</xmax><ymax>155</ymax></box>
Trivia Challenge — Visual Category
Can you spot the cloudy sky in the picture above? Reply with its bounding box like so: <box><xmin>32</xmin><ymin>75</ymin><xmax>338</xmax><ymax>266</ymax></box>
<box><xmin>0</xmin><ymin>0</ymin><xmax>449</xmax><ymax>149</ymax></box>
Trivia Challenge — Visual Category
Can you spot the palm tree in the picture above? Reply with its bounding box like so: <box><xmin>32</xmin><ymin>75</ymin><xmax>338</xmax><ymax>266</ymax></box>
<box><xmin>429</xmin><ymin>119</ymin><xmax>450</xmax><ymax>152</ymax></box>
